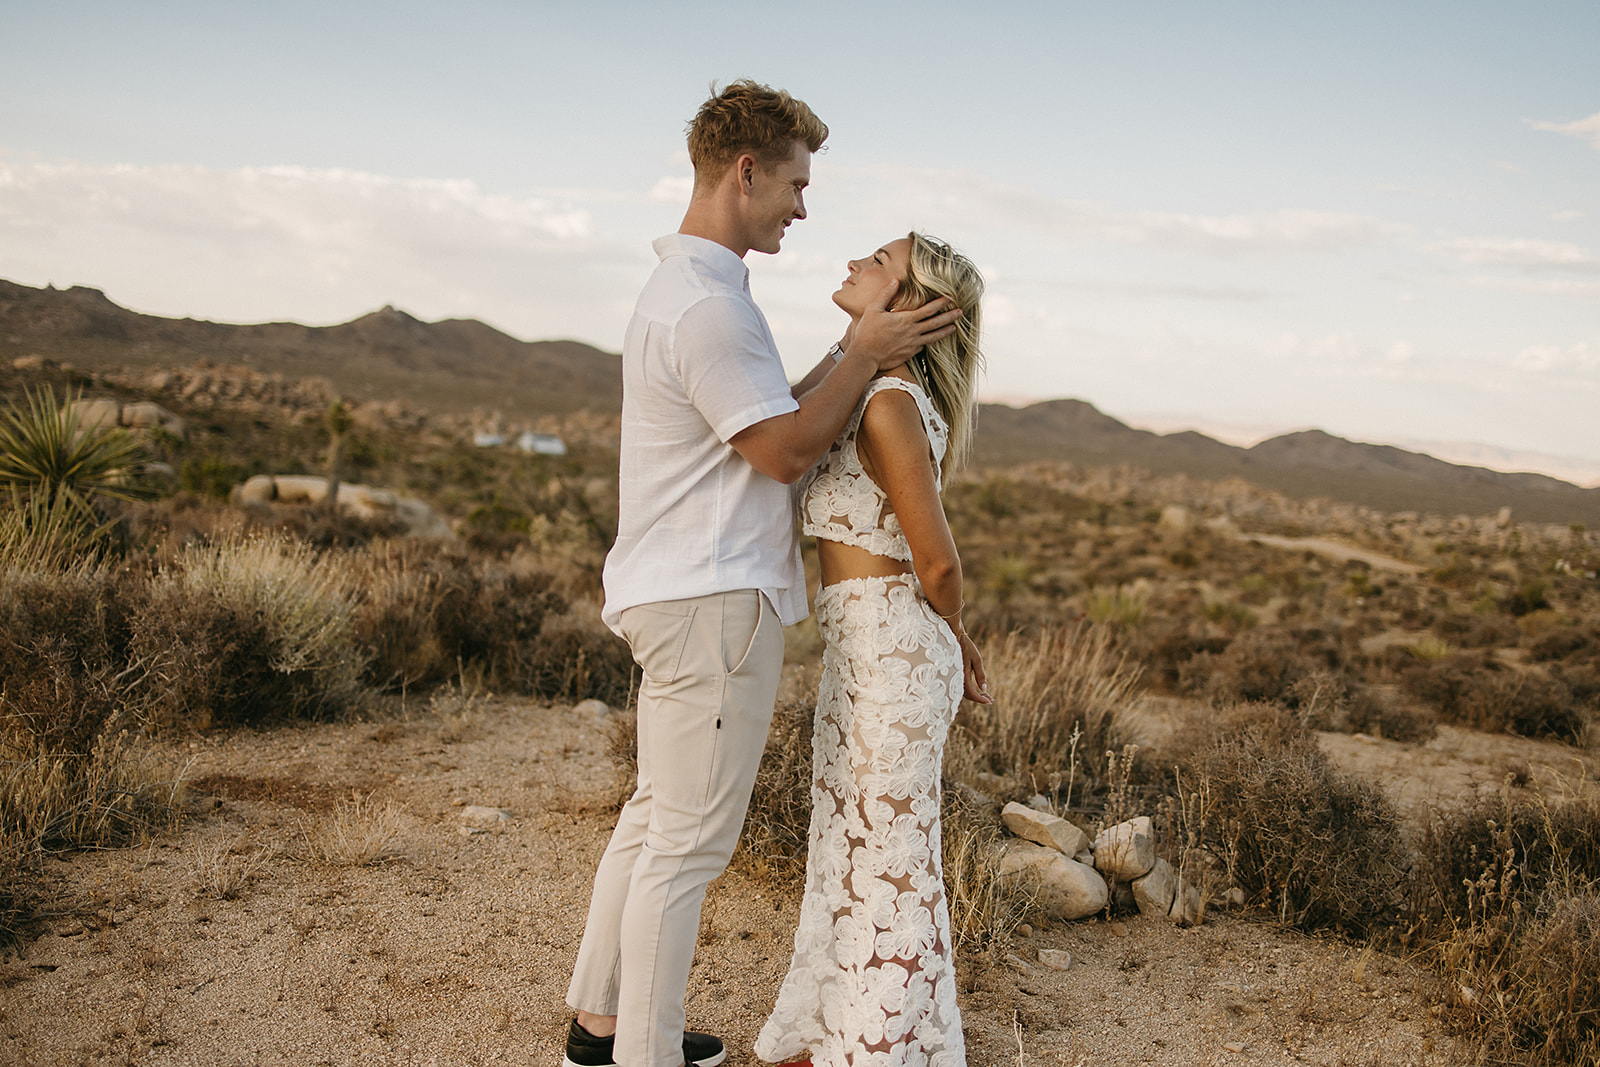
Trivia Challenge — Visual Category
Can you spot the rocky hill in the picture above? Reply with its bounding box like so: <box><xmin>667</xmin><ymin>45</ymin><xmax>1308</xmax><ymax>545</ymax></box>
<box><xmin>975</xmin><ymin>401</ymin><xmax>1600</xmax><ymax>524</ymax></box>
<box><xmin>0</xmin><ymin>279</ymin><xmax>621</xmax><ymax>417</ymax></box>
<box><xmin>4</xmin><ymin>277</ymin><xmax>1597</xmax><ymax>524</ymax></box>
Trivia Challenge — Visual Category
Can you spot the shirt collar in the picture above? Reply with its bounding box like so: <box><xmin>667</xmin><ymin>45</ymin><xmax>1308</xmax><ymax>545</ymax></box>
<box><xmin>653</xmin><ymin>233</ymin><xmax>750</xmax><ymax>290</ymax></box>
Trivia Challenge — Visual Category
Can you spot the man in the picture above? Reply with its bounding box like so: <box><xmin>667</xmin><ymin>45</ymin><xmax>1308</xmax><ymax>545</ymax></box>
<box><xmin>562</xmin><ymin>80</ymin><xmax>961</xmax><ymax>1067</ymax></box>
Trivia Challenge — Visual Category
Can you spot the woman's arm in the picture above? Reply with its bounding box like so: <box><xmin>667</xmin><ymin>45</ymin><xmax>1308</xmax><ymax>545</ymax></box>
<box><xmin>856</xmin><ymin>390</ymin><xmax>990</xmax><ymax>704</ymax></box>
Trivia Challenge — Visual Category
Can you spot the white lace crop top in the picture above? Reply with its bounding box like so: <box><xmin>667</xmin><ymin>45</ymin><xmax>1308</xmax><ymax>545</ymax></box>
<box><xmin>798</xmin><ymin>375</ymin><xmax>949</xmax><ymax>562</ymax></box>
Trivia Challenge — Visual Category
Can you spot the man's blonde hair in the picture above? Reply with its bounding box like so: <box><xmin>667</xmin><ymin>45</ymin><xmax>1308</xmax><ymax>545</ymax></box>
<box><xmin>686</xmin><ymin>79</ymin><xmax>828</xmax><ymax>188</ymax></box>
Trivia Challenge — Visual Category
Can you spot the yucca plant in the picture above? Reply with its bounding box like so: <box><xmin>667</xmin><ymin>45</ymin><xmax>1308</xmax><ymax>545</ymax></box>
<box><xmin>0</xmin><ymin>387</ymin><xmax>149</xmax><ymax>557</ymax></box>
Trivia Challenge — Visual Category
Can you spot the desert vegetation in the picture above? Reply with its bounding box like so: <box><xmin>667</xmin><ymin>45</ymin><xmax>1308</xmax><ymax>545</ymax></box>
<box><xmin>4</xmin><ymin>358</ymin><xmax>1599</xmax><ymax>1064</ymax></box>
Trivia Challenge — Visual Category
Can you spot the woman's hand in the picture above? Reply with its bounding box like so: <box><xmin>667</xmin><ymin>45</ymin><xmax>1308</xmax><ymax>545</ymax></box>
<box><xmin>956</xmin><ymin>629</ymin><xmax>991</xmax><ymax>704</ymax></box>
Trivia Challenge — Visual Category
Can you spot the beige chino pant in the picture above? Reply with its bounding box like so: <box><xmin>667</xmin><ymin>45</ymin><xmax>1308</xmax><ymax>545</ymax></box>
<box><xmin>567</xmin><ymin>590</ymin><xmax>784</xmax><ymax>1067</ymax></box>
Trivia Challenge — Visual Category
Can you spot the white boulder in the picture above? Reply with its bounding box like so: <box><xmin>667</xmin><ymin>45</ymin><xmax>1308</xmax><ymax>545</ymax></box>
<box><xmin>1002</xmin><ymin>801</ymin><xmax>1091</xmax><ymax>857</ymax></box>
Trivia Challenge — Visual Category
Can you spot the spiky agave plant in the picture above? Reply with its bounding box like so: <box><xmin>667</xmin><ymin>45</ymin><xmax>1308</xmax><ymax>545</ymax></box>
<box><xmin>0</xmin><ymin>387</ymin><xmax>149</xmax><ymax>559</ymax></box>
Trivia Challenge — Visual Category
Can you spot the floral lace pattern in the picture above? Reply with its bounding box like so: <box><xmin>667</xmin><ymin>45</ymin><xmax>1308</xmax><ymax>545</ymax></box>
<box><xmin>754</xmin><ymin>573</ymin><xmax>965</xmax><ymax>1067</ymax></box>
<box><xmin>798</xmin><ymin>378</ymin><xmax>948</xmax><ymax>563</ymax></box>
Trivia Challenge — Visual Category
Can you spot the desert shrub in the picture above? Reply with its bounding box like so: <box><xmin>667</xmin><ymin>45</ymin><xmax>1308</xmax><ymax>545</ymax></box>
<box><xmin>1168</xmin><ymin>702</ymin><xmax>1407</xmax><ymax>934</ymax></box>
<box><xmin>1129</xmin><ymin>618</ymin><xmax>1230</xmax><ymax>693</ymax></box>
<box><xmin>1405</xmin><ymin>654</ymin><xmax>1587</xmax><ymax>742</ymax></box>
<box><xmin>348</xmin><ymin>542</ymin><xmax>624</xmax><ymax>698</ymax></box>
<box><xmin>1528</xmin><ymin>621</ymin><xmax>1600</xmax><ymax>664</ymax></box>
<box><xmin>1410</xmin><ymin>791</ymin><xmax>1600</xmax><ymax>926</ymax></box>
<box><xmin>1291</xmin><ymin>668</ymin><xmax>1436</xmax><ymax>742</ymax></box>
<box><xmin>1411</xmin><ymin>793</ymin><xmax>1600</xmax><ymax>1066</ymax></box>
<box><xmin>506</xmin><ymin>609</ymin><xmax>634</xmax><ymax>705</ymax></box>
<box><xmin>1084</xmin><ymin>584</ymin><xmax>1148</xmax><ymax>629</ymax></box>
<box><xmin>128</xmin><ymin>535</ymin><xmax>368</xmax><ymax>728</ymax></box>
<box><xmin>1182</xmin><ymin>628</ymin><xmax>1348</xmax><ymax>709</ymax></box>
<box><xmin>1504</xmin><ymin>576</ymin><xmax>1551</xmax><ymax>617</ymax></box>
<box><xmin>957</xmin><ymin>622</ymin><xmax>1145</xmax><ymax>796</ymax></box>
<box><xmin>1435</xmin><ymin>611</ymin><xmax>1520</xmax><ymax>649</ymax></box>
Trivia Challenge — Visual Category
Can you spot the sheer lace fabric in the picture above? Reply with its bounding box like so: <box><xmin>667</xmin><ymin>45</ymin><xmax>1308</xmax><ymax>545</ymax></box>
<box><xmin>754</xmin><ymin>572</ymin><xmax>966</xmax><ymax>1065</ymax></box>
<box><xmin>798</xmin><ymin>378</ymin><xmax>948</xmax><ymax>563</ymax></box>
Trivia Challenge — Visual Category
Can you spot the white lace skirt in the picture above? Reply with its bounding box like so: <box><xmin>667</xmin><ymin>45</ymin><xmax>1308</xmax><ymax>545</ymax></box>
<box><xmin>755</xmin><ymin>574</ymin><xmax>966</xmax><ymax>1067</ymax></box>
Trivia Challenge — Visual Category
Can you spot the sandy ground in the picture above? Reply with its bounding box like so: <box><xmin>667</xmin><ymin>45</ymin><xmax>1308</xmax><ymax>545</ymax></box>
<box><xmin>8</xmin><ymin>683</ymin><xmax>1591</xmax><ymax>1067</ymax></box>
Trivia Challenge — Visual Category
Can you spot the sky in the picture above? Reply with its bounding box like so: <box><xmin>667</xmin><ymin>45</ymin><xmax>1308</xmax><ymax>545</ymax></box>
<box><xmin>3</xmin><ymin>1</ymin><xmax>1597</xmax><ymax>479</ymax></box>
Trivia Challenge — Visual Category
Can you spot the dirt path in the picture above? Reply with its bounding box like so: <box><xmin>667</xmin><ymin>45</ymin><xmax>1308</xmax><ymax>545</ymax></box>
<box><xmin>1240</xmin><ymin>534</ymin><xmax>1423</xmax><ymax>575</ymax></box>
<box><xmin>3</xmin><ymin>698</ymin><xmax>1468</xmax><ymax>1066</ymax></box>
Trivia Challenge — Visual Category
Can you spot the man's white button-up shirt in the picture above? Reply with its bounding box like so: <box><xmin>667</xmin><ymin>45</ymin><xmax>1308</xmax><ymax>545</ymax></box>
<box><xmin>601</xmin><ymin>233</ymin><xmax>807</xmax><ymax>633</ymax></box>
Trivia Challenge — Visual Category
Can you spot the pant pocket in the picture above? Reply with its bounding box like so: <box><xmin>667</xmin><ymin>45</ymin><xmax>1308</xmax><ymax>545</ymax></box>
<box><xmin>620</xmin><ymin>602</ymin><xmax>698</xmax><ymax>686</ymax></box>
<box><xmin>723</xmin><ymin>593</ymin><xmax>769</xmax><ymax>677</ymax></box>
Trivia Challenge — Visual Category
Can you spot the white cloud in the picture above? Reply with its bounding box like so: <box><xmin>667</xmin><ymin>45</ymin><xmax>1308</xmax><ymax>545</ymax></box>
<box><xmin>647</xmin><ymin>175</ymin><xmax>693</xmax><ymax>204</ymax></box>
<box><xmin>1438</xmin><ymin>236</ymin><xmax>1600</xmax><ymax>271</ymax></box>
<box><xmin>1510</xmin><ymin>338</ymin><xmax>1600</xmax><ymax>376</ymax></box>
<box><xmin>0</xmin><ymin>160</ymin><xmax>647</xmax><ymax>341</ymax></box>
<box><xmin>841</xmin><ymin>166</ymin><xmax>1403</xmax><ymax>256</ymax></box>
<box><xmin>1464</xmin><ymin>276</ymin><xmax>1600</xmax><ymax>300</ymax></box>
<box><xmin>1532</xmin><ymin>111</ymin><xmax>1600</xmax><ymax>154</ymax></box>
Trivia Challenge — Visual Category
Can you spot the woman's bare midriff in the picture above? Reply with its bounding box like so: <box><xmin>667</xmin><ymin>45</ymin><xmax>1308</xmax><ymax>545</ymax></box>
<box><xmin>816</xmin><ymin>538</ymin><xmax>914</xmax><ymax>588</ymax></box>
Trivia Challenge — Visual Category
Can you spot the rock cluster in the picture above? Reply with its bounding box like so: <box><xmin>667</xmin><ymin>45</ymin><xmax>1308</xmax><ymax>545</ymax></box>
<box><xmin>232</xmin><ymin>475</ymin><xmax>452</xmax><ymax>539</ymax></box>
<box><xmin>65</xmin><ymin>395</ymin><xmax>188</xmax><ymax>439</ymax></box>
<box><xmin>997</xmin><ymin>803</ymin><xmax>1207</xmax><ymax>926</ymax></box>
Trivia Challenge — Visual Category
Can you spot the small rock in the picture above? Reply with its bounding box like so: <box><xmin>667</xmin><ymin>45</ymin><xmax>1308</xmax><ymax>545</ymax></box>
<box><xmin>1223</xmin><ymin>1041</ymin><xmax>1246</xmax><ymax>1054</ymax></box>
<box><xmin>458</xmin><ymin>826</ymin><xmax>484</xmax><ymax>836</ymax></box>
<box><xmin>1002</xmin><ymin>802</ymin><xmax>1091</xmax><ymax>857</ymax></box>
<box><xmin>1014</xmin><ymin>922</ymin><xmax>1033</xmax><ymax>938</ymax></box>
<box><xmin>1093</xmin><ymin>817</ymin><xmax>1156</xmax><ymax>879</ymax></box>
<box><xmin>1037</xmin><ymin>948</ymin><xmax>1072</xmax><ymax>971</ymax></box>
<box><xmin>1073</xmin><ymin>848</ymin><xmax>1094</xmax><ymax>866</ymax></box>
<box><xmin>1170</xmin><ymin>881</ymin><xmax>1203</xmax><ymax>926</ymax></box>
<box><xmin>12</xmin><ymin>355</ymin><xmax>51</xmax><ymax>371</ymax></box>
<box><xmin>574</xmin><ymin>698</ymin><xmax>613</xmax><ymax>718</ymax></box>
<box><xmin>1223</xmin><ymin>886</ymin><xmax>1246</xmax><ymax>908</ymax></box>
<box><xmin>459</xmin><ymin>805</ymin><xmax>512</xmax><ymax>826</ymax></box>
<box><xmin>1110</xmin><ymin>922</ymin><xmax>1129</xmax><ymax>937</ymax></box>
<box><xmin>1132</xmin><ymin>857</ymin><xmax>1177</xmax><ymax>917</ymax></box>
<box><xmin>1026</xmin><ymin>794</ymin><xmax>1051</xmax><ymax>812</ymax></box>
<box><xmin>1003</xmin><ymin>953</ymin><xmax>1033</xmax><ymax>972</ymax></box>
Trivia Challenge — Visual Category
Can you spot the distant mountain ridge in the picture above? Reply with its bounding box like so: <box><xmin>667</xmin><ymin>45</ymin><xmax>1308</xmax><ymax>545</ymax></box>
<box><xmin>0</xmin><ymin>279</ymin><xmax>620</xmax><ymax>417</ymax></box>
<box><xmin>3</xmin><ymin>278</ymin><xmax>1597</xmax><ymax>524</ymax></box>
<box><xmin>974</xmin><ymin>399</ymin><xmax>1600</xmax><ymax>524</ymax></box>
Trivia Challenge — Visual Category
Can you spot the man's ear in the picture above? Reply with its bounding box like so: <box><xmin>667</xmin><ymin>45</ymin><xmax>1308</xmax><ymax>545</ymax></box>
<box><xmin>735</xmin><ymin>152</ymin><xmax>759</xmax><ymax>195</ymax></box>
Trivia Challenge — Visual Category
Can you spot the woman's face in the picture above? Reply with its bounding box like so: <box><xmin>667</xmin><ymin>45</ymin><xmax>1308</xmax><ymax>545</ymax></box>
<box><xmin>832</xmin><ymin>237</ymin><xmax>912</xmax><ymax>318</ymax></box>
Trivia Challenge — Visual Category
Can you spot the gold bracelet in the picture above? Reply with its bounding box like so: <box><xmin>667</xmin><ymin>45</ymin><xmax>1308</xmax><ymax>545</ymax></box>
<box><xmin>935</xmin><ymin>600</ymin><xmax>964</xmax><ymax>620</ymax></box>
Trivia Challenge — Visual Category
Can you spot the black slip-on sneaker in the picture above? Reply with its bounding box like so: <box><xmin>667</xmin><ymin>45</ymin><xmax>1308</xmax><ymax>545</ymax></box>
<box><xmin>562</xmin><ymin>1018</ymin><xmax>726</xmax><ymax>1067</ymax></box>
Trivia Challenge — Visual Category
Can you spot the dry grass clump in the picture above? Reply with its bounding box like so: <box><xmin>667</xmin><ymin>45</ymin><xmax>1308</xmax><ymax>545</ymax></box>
<box><xmin>1410</xmin><ymin>790</ymin><xmax>1600</xmax><ymax>1066</ymax></box>
<box><xmin>0</xmin><ymin>729</ymin><xmax>186</xmax><ymax>941</ymax></box>
<box><xmin>301</xmin><ymin>792</ymin><xmax>406</xmax><ymax>866</ymax></box>
<box><xmin>1167</xmin><ymin>702</ymin><xmax>1407</xmax><ymax>934</ymax></box>
<box><xmin>941</xmin><ymin>776</ymin><xmax>1028</xmax><ymax>961</ymax></box>
<box><xmin>130</xmin><ymin>534</ymin><xmax>369</xmax><ymax>728</ymax></box>
<box><xmin>958</xmin><ymin>622</ymin><xmax>1145</xmax><ymax>794</ymax></box>
<box><xmin>728</xmin><ymin>698</ymin><xmax>814</xmax><ymax>885</ymax></box>
<box><xmin>191</xmin><ymin>834</ymin><xmax>268</xmax><ymax>900</ymax></box>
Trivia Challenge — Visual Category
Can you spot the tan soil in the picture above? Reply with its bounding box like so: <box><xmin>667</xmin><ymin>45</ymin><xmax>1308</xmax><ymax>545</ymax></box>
<box><xmin>9</xmin><ymin>679</ymin><xmax>1592</xmax><ymax>1067</ymax></box>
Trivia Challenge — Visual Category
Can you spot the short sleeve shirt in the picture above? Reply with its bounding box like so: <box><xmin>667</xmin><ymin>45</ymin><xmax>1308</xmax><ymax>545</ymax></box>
<box><xmin>600</xmin><ymin>233</ymin><xmax>807</xmax><ymax>632</ymax></box>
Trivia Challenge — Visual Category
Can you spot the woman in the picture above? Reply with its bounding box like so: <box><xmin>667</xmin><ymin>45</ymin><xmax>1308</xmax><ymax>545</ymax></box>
<box><xmin>756</xmin><ymin>233</ymin><xmax>989</xmax><ymax>1067</ymax></box>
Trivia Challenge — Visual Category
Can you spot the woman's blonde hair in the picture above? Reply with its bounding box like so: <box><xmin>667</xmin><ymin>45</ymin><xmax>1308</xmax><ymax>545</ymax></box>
<box><xmin>895</xmin><ymin>232</ymin><xmax>985</xmax><ymax>476</ymax></box>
